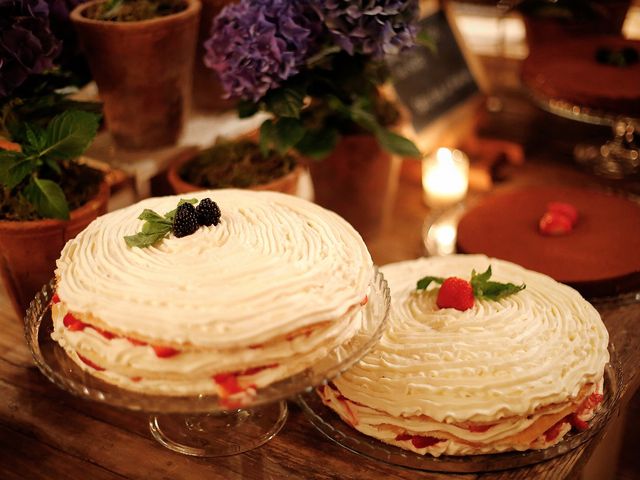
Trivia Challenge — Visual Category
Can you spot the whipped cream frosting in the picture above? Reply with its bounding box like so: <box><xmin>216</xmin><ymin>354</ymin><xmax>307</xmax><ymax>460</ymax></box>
<box><xmin>332</xmin><ymin>255</ymin><xmax>609</xmax><ymax>424</ymax></box>
<box><xmin>55</xmin><ymin>189</ymin><xmax>373</xmax><ymax>348</ymax></box>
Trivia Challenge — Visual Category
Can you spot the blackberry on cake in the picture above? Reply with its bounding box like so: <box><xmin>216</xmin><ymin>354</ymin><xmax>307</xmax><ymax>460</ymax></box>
<box><xmin>196</xmin><ymin>198</ymin><xmax>221</xmax><ymax>226</ymax></box>
<box><xmin>173</xmin><ymin>202</ymin><xmax>199</xmax><ymax>238</ymax></box>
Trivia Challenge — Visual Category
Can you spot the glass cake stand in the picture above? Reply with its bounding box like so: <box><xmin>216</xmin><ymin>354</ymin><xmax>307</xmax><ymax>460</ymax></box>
<box><xmin>24</xmin><ymin>268</ymin><xmax>390</xmax><ymax>457</ymax></box>
<box><xmin>297</xmin><ymin>347</ymin><xmax>623</xmax><ymax>473</ymax></box>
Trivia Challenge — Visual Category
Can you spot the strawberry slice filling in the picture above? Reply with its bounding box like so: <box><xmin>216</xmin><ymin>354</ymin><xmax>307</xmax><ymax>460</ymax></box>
<box><xmin>77</xmin><ymin>353</ymin><xmax>105</xmax><ymax>371</ymax></box>
<box><xmin>152</xmin><ymin>346</ymin><xmax>180</xmax><ymax>358</ymax></box>
<box><xmin>543</xmin><ymin>393</ymin><xmax>603</xmax><ymax>442</ymax></box>
<box><xmin>213</xmin><ymin>364</ymin><xmax>279</xmax><ymax>397</ymax></box>
<box><xmin>468</xmin><ymin>423</ymin><xmax>493</xmax><ymax>433</ymax></box>
<box><xmin>395</xmin><ymin>433</ymin><xmax>442</xmax><ymax>449</ymax></box>
<box><xmin>51</xmin><ymin>293</ymin><xmax>60</xmax><ymax>305</ymax></box>
<box><xmin>63</xmin><ymin>313</ymin><xmax>87</xmax><ymax>331</ymax></box>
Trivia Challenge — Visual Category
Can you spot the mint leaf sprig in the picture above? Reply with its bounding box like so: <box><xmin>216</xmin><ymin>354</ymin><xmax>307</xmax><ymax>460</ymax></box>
<box><xmin>416</xmin><ymin>266</ymin><xmax>525</xmax><ymax>301</ymax></box>
<box><xmin>124</xmin><ymin>198</ymin><xmax>196</xmax><ymax>248</ymax></box>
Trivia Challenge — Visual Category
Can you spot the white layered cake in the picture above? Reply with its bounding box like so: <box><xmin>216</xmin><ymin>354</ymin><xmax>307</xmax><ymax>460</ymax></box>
<box><xmin>319</xmin><ymin>255</ymin><xmax>609</xmax><ymax>456</ymax></box>
<box><xmin>51</xmin><ymin>190</ymin><xmax>373</xmax><ymax>400</ymax></box>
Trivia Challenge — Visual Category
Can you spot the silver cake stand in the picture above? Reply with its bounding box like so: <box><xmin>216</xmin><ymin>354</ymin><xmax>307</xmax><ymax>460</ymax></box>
<box><xmin>24</xmin><ymin>269</ymin><xmax>390</xmax><ymax>457</ymax></box>
<box><xmin>529</xmin><ymin>89</ymin><xmax>639</xmax><ymax>179</ymax></box>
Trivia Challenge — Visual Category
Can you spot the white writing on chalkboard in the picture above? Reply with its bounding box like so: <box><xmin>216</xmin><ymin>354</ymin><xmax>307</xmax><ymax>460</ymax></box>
<box><xmin>411</xmin><ymin>69</ymin><xmax>474</xmax><ymax>115</ymax></box>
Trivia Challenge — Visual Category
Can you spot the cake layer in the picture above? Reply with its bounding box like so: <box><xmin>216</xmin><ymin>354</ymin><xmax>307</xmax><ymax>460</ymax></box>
<box><xmin>456</xmin><ymin>186</ymin><xmax>640</xmax><ymax>297</ymax></box>
<box><xmin>320</xmin><ymin>255</ymin><xmax>609</xmax><ymax>456</ymax></box>
<box><xmin>55</xmin><ymin>189</ymin><xmax>373</xmax><ymax>348</ymax></box>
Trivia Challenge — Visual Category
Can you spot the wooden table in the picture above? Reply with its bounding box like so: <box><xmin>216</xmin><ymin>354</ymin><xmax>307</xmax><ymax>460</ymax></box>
<box><xmin>2</xmin><ymin>60</ymin><xmax>640</xmax><ymax>479</ymax></box>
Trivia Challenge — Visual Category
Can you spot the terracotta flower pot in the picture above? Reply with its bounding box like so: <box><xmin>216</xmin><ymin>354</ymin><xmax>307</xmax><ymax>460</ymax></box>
<box><xmin>308</xmin><ymin>134</ymin><xmax>401</xmax><ymax>240</ymax></box>
<box><xmin>71</xmin><ymin>0</ymin><xmax>201</xmax><ymax>150</ymax></box>
<box><xmin>0</xmin><ymin>181</ymin><xmax>110</xmax><ymax>318</ymax></box>
<box><xmin>167</xmin><ymin>147</ymin><xmax>303</xmax><ymax>195</ymax></box>
<box><xmin>193</xmin><ymin>0</ymin><xmax>236</xmax><ymax>111</ymax></box>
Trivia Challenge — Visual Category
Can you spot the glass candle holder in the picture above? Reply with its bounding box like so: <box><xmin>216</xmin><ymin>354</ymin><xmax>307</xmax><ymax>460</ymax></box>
<box><xmin>422</xmin><ymin>148</ymin><xmax>469</xmax><ymax>209</ymax></box>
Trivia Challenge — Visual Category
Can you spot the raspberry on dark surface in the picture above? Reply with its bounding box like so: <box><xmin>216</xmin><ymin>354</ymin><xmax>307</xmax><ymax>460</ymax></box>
<box><xmin>173</xmin><ymin>203</ymin><xmax>199</xmax><ymax>238</ymax></box>
<box><xmin>196</xmin><ymin>198</ymin><xmax>221</xmax><ymax>226</ymax></box>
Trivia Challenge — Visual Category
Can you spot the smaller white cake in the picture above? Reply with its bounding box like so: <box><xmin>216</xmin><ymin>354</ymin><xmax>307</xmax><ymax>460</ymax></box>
<box><xmin>319</xmin><ymin>255</ymin><xmax>609</xmax><ymax>456</ymax></box>
<box><xmin>51</xmin><ymin>189</ymin><xmax>373</xmax><ymax>400</ymax></box>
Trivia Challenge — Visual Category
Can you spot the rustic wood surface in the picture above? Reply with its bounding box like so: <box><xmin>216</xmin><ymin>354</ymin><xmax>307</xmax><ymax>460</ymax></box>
<box><xmin>1</xmin><ymin>56</ymin><xmax>640</xmax><ymax>480</ymax></box>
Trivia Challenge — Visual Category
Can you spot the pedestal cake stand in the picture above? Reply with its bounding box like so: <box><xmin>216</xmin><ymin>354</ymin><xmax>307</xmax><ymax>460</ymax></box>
<box><xmin>24</xmin><ymin>268</ymin><xmax>390</xmax><ymax>457</ymax></box>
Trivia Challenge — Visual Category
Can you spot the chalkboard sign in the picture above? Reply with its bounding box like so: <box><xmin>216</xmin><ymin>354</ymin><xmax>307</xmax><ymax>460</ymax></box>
<box><xmin>389</xmin><ymin>10</ymin><xmax>479</xmax><ymax>131</ymax></box>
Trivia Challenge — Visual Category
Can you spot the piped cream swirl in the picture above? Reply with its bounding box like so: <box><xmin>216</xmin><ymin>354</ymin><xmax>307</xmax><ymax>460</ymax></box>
<box><xmin>333</xmin><ymin>255</ymin><xmax>609</xmax><ymax>423</ymax></box>
<box><xmin>55</xmin><ymin>189</ymin><xmax>373</xmax><ymax>348</ymax></box>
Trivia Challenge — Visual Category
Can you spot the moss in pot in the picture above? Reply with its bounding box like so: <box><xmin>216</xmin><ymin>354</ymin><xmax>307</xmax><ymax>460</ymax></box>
<box><xmin>84</xmin><ymin>0</ymin><xmax>187</xmax><ymax>22</ymax></box>
<box><xmin>170</xmin><ymin>138</ymin><xmax>301</xmax><ymax>194</ymax></box>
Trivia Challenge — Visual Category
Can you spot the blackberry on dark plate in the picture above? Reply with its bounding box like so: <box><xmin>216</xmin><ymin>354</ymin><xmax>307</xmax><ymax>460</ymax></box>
<box><xmin>173</xmin><ymin>203</ymin><xmax>199</xmax><ymax>238</ymax></box>
<box><xmin>196</xmin><ymin>198</ymin><xmax>221</xmax><ymax>226</ymax></box>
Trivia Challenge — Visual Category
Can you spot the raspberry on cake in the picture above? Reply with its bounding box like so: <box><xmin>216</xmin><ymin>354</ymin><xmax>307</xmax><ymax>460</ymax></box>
<box><xmin>51</xmin><ymin>190</ymin><xmax>374</xmax><ymax>400</ymax></box>
<box><xmin>318</xmin><ymin>255</ymin><xmax>609</xmax><ymax>457</ymax></box>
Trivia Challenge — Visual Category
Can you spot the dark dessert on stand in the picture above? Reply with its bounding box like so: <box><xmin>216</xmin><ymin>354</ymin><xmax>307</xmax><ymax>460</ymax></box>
<box><xmin>522</xmin><ymin>35</ymin><xmax>640</xmax><ymax>116</ymax></box>
<box><xmin>456</xmin><ymin>186</ymin><xmax>640</xmax><ymax>297</ymax></box>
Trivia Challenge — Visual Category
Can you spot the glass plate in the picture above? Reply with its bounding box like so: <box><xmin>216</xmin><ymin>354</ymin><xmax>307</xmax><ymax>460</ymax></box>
<box><xmin>25</xmin><ymin>267</ymin><xmax>390</xmax><ymax>414</ymax></box>
<box><xmin>297</xmin><ymin>350</ymin><xmax>622</xmax><ymax>473</ymax></box>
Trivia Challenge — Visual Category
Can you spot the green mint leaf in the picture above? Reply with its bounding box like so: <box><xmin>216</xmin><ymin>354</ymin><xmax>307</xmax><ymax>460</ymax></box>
<box><xmin>264</xmin><ymin>85</ymin><xmax>306</xmax><ymax>119</ymax></box>
<box><xmin>124</xmin><ymin>230</ymin><xmax>168</xmax><ymax>248</ymax></box>
<box><xmin>139</xmin><ymin>208</ymin><xmax>168</xmax><ymax>223</ymax></box>
<box><xmin>141</xmin><ymin>221</ymin><xmax>172</xmax><ymax>234</ymax></box>
<box><xmin>375</xmin><ymin>129</ymin><xmax>421</xmax><ymax>158</ymax></box>
<box><xmin>470</xmin><ymin>266</ymin><xmax>492</xmax><ymax>296</ymax></box>
<box><xmin>163</xmin><ymin>198</ymin><xmax>197</xmax><ymax>222</ymax></box>
<box><xmin>39</xmin><ymin>110</ymin><xmax>100</xmax><ymax>161</ymax></box>
<box><xmin>469</xmin><ymin>265</ymin><xmax>525</xmax><ymax>300</ymax></box>
<box><xmin>478</xmin><ymin>281</ymin><xmax>526</xmax><ymax>301</ymax></box>
<box><xmin>295</xmin><ymin>128</ymin><xmax>339</xmax><ymax>160</ymax></box>
<box><xmin>416</xmin><ymin>275</ymin><xmax>445</xmax><ymax>291</ymax></box>
<box><xmin>24</xmin><ymin>176</ymin><xmax>69</xmax><ymax>220</ymax></box>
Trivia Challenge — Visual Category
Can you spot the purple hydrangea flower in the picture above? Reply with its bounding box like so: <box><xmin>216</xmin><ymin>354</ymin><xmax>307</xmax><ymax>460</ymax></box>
<box><xmin>0</xmin><ymin>0</ymin><xmax>61</xmax><ymax>99</ymax></box>
<box><xmin>311</xmin><ymin>0</ymin><xmax>419</xmax><ymax>58</ymax></box>
<box><xmin>204</xmin><ymin>0</ymin><xmax>319</xmax><ymax>102</ymax></box>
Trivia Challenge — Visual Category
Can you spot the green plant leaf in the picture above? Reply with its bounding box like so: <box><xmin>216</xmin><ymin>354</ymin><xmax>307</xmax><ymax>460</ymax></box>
<box><xmin>23</xmin><ymin>122</ymin><xmax>47</xmax><ymax>155</ymax></box>
<box><xmin>416</xmin><ymin>275</ymin><xmax>445</xmax><ymax>291</ymax></box>
<box><xmin>6</xmin><ymin>158</ymin><xmax>35</xmax><ymax>189</ymax></box>
<box><xmin>273</xmin><ymin>118</ymin><xmax>305</xmax><ymax>154</ymax></box>
<box><xmin>24</xmin><ymin>176</ymin><xmax>69</xmax><ymax>220</ymax></box>
<box><xmin>264</xmin><ymin>85</ymin><xmax>305</xmax><ymax>119</ymax></box>
<box><xmin>417</xmin><ymin>29</ymin><xmax>437</xmax><ymax>54</ymax></box>
<box><xmin>0</xmin><ymin>150</ymin><xmax>26</xmax><ymax>187</ymax></box>
<box><xmin>375</xmin><ymin>129</ymin><xmax>421</xmax><ymax>158</ymax></box>
<box><xmin>259</xmin><ymin>119</ymin><xmax>276</xmax><ymax>157</ymax></box>
<box><xmin>40</xmin><ymin>110</ymin><xmax>100</xmax><ymax>161</ymax></box>
<box><xmin>295</xmin><ymin>128</ymin><xmax>339</xmax><ymax>160</ymax></box>
<box><xmin>43</xmin><ymin>157</ymin><xmax>62</xmax><ymax>175</ymax></box>
<box><xmin>237</xmin><ymin>100</ymin><xmax>259</xmax><ymax>119</ymax></box>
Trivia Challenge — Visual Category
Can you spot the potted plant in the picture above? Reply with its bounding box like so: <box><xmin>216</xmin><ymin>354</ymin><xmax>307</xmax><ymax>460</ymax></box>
<box><xmin>167</xmin><ymin>137</ymin><xmax>303</xmax><ymax>194</ymax></box>
<box><xmin>70</xmin><ymin>0</ymin><xmax>201</xmax><ymax>150</ymax></box>
<box><xmin>202</xmin><ymin>0</ymin><xmax>422</xmax><ymax>236</ymax></box>
<box><xmin>0</xmin><ymin>110</ymin><xmax>109</xmax><ymax>318</ymax></box>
